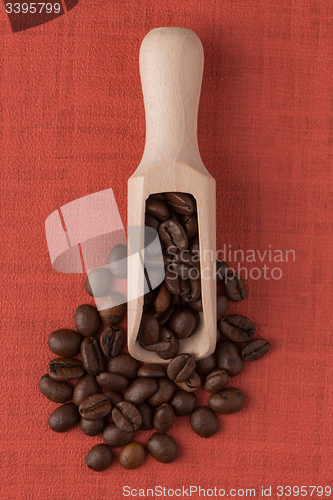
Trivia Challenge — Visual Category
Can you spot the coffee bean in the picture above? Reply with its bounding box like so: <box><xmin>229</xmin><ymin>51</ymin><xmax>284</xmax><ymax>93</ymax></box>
<box><xmin>171</xmin><ymin>251</ymin><xmax>200</xmax><ymax>280</ymax></box>
<box><xmin>164</xmin><ymin>192</ymin><xmax>195</xmax><ymax>215</ymax></box>
<box><xmin>48</xmin><ymin>329</ymin><xmax>82</xmax><ymax>357</ymax></box>
<box><xmin>96</xmin><ymin>372</ymin><xmax>129</xmax><ymax>392</ymax></box>
<box><xmin>181</xmin><ymin>214</ymin><xmax>197</xmax><ymax>239</ymax></box>
<box><xmin>164</xmin><ymin>269</ymin><xmax>190</xmax><ymax>297</ymax></box>
<box><xmin>156</xmin><ymin>304</ymin><xmax>176</xmax><ymax>326</ymax></box>
<box><xmin>86</xmin><ymin>444</ymin><xmax>113</xmax><ymax>472</ymax></box>
<box><xmin>146</xmin><ymin>198</ymin><xmax>170</xmax><ymax>220</ymax></box>
<box><xmin>167</xmin><ymin>354</ymin><xmax>196</xmax><ymax>383</ymax></box>
<box><xmin>216</xmin><ymin>261</ymin><xmax>229</xmax><ymax>284</ymax></box>
<box><xmin>108</xmin><ymin>244</ymin><xmax>127</xmax><ymax>279</ymax></box>
<box><xmin>168</xmin><ymin>309</ymin><xmax>199</xmax><ymax>339</ymax></box>
<box><xmin>148</xmin><ymin>193</ymin><xmax>165</xmax><ymax>202</ymax></box>
<box><xmin>79</xmin><ymin>394</ymin><xmax>112</xmax><ymax>421</ymax></box>
<box><xmin>147</xmin><ymin>432</ymin><xmax>178</xmax><ymax>463</ymax></box>
<box><xmin>216</xmin><ymin>341</ymin><xmax>244</xmax><ymax>377</ymax></box>
<box><xmin>137</xmin><ymin>402</ymin><xmax>154</xmax><ymax>431</ymax></box>
<box><xmin>112</xmin><ymin>401</ymin><xmax>142</xmax><ymax>433</ymax></box>
<box><xmin>170</xmin><ymin>390</ymin><xmax>197</xmax><ymax>416</ymax></box>
<box><xmin>73</xmin><ymin>374</ymin><xmax>100</xmax><ymax>407</ymax></box>
<box><xmin>216</xmin><ymin>295</ymin><xmax>229</xmax><ymax>321</ymax></box>
<box><xmin>124</xmin><ymin>378</ymin><xmax>158</xmax><ymax>406</ymax></box>
<box><xmin>204</xmin><ymin>370</ymin><xmax>229</xmax><ymax>393</ymax></box>
<box><xmin>48</xmin><ymin>403</ymin><xmax>80</xmax><ymax>432</ymax></box>
<box><xmin>142</xmin><ymin>328</ymin><xmax>179</xmax><ymax>361</ymax></box>
<box><xmin>188</xmin><ymin>236</ymin><xmax>199</xmax><ymax>254</ymax></box>
<box><xmin>74</xmin><ymin>304</ymin><xmax>101</xmax><ymax>337</ymax></box>
<box><xmin>147</xmin><ymin>378</ymin><xmax>176</xmax><ymax>407</ymax></box>
<box><xmin>107</xmin><ymin>353</ymin><xmax>140</xmax><ymax>379</ymax></box>
<box><xmin>145</xmin><ymin>213</ymin><xmax>160</xmax><ymax>232</ymax></box>
<box><xmin>49</xmin><ymin>357</ymin><xmax>85</xmax><ymax>382</ymax></box>
<box><xmin>219</xmin><ymin>314</ymin><xmax>255</xmax><ymax>343</ymax></box>
<box><xmin>183</xmin><ymin>279</ymin><xmax>201</xmax><ymax>303</ymax></box>
<box><xmin>190</xmin><ymin>407</ymin><xmax>219</xmax><ymax>438</ymax></box>
<box><xmin>241</xmin><ymin>339</ymin><xmax>270</xmax><ymax>361</ymax></box>
<box><xmin>187</xmin><ymin>295</ymin><xmax>203</xmax><ymax>312</ymax></box>
<box><xmin>99</xmin><ymin>293</ymin><xmax>127</xmax><ymax>325</ymax></box>
<box><xmin>39</xmin><ymin>374</ymin><xmax>73</xmax><ymax>404</ymax></box>
<box><xmin>80</xmin><ymin>417</ymin><xmax>106</xmax><ymax>436</ymax></box>
<box><xmin>153</xmin><ymin>404</ymin><xmax>175</xmax><ymax>433</ymax></box>
<box><xmin>158</xmin><ymin>220</ymin><xmax>188</xmax><ymax>254</ymax></box>
<box><xmin>118</xmin><ymin>442</ymin><xmax>146</xmax><ymax>470</ymax></box>
<box><xmin>103</xmin><ymin>422</ymin><xmax>134</xmax><ymax>447</ymax></box>
<box><xmin>81</xmin><ymin>337</ymin><xmax>105</xmax><ymax>376</ymax></box>
<box><xmin>85</xmin><ymin>267</ymin><xmax>112</xmax><ymax>298</ymax></box>
<box><xmin>137</xmin><ymin>313</ymin><xmax>160</xmax><ymax>346</ymax></box>
<box><xmin>225</xmin><ymin>275</ymin><xmax>247</xmax><ymax>302</ymax></box>
<box><xmin>195</xmin><ymin>354</ymin><xmax>216</xmax><ymax>376</ymax></box>
<box><xmin>154</xmin><ymin>284</ymin><xmax>171</xmax><ymax>313</ymax></box>
<box><xmin>208</xmin><ymin>388</ymin><xmax>245</xmax><ymax>414</ymax></box>
<box><xmin>100</xmin><ymin>326</ymin><xmax>126</xmax><ymax>358</ymax></box>
<box><xmin>175</xmin><ymin>371</ymin><xmax>201</xmax><ymax>392</ymax></box>
<box><xmin>138</xmin><ymin>364</ymin><xmax>166</xmax><ymax>378</ymax></box>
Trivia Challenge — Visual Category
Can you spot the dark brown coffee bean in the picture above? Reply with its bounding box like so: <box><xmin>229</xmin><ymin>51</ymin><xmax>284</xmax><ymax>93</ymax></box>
<box><xmin>137</xmin><ymin>402</ymin><xmax>154</xmax><ymax>431</ymax></box>
<box><xmin>48</xmin><ymin>329</ymin><xmax>82</xmax><ymax>357</ymax></box>
<box><xmin>154</xmin><ymin>284</ymin><xmax>171</xmax><ymax>313</ymax></box>
<box><xmin>73</xmin><ymin>374</ymin><xmax>100</xmax><ymax>407</ymax></box>
<box><xmin>145</xmin><ymin>213</ymin><xmax>160</xmax><ymax>232</ymax></box>
<box><xmin>216</xmin><ymin>341</ymin><xmax>244</xmax><ymax>377</ymax></box>
<box><xmin>138</xmin><ymin>364</ymin><xmax>167</xmax><ymax>378</ymax></box>
<box><xmin>147</xmin><ymin>432</ymin><xmax>178</xmax><ymax>463</ymax></box>
<box><xmin>168</xmin><ymin>309</ymin><xmax>199</xmax><ymax>339</ymax></box>
<box><xmin>164</xmin><ymin>192</ymin><xmax>195</xmax><ymax>215</ymax></box>
<box><xmin>142</xmin><ymin>327</ymin><xmax>178</xmax><ymax>354</ymax></box>
<box><xmin>188</xmin><ymin>236</ymin><xmax>199</xmax><ymax>254</ymax></box>
<box><xmin>170</xmin><ymin>390</ymin><xmax>197</xmax><ymax>416</ymax></box>
<box><xmin>79</xmin><ymin>394</ymin><xmax>112</xmax><ymax>421</ymax></box>
<box><xmin>99</xmin><ymin>293</ymin><xmax>127</xmax><ymax>325</ymax></box>
<box><xmin>204</xmin><ymin>370</ymin><xmax>229</xmax><ymax>393</ymax></box>
<box><xmin>195</xmin><ymin>354</ymin><xmax>216</xmax><ymax>376</ymax></box>
<box><xmin>112</xmin><ymin>401</ymin><xmax>142</xmax><ymax>432</ymax></box>
<box><xmin>39</xmin><ymin>374</ymin><xmax>73</xmax><ymax>404</ymax></box>
<box><xmin>216</xmin><ymin>260</ymin><xmax>229</xmax><ymax>284</ymax></box>
<box><xmin>171</xmin><ymin>251</ymin><xmax>200</xmax><ymax>280</ymax></box>
<box><xmin>74</xmin><ymin>304</ymin><xmax>101</xmax><ymax>337</ymax></box>
<box><xmin>164</xmin><ymin>269</ymin><xmax>190</xmax><ymax>297</ymax></box>
<box><xmin>175</xmin><ymin>371</ymin><xmax>201</xmax><ymax>392</ymax></box>
<box><xmin>48</xmin><ymin>403</ymin><xmax>80</xmax><ymax>432</ymax></box>
<box><xmin>49</xmin><ymin>357</ymin><xmax>85</xmax><ymax>382</ymax></box>
<box><xmin>103</xmin><ymin>422</ymin><xmax>134</xmax><ymax>447</ymax></box>
<box><xmin>216</xmin><ymin>326</ymin><xmax>227</xmax><ymax>343</ymax></box>
<box><xmin>85</xmin><ymin>267</ymin><xmax>112</xmax><ymax>298</ymax></box>
<box><xmin>137</xmin><ymin>313</ymin><xmax>160</xmax><ymax>346</ymax></box>
<box><xmin>167</xmin><ymin>353</ymin><xmax>196</xmax><ymax>383</ymax></box>
<box><xmin>158</xmin><ymin>220</ymin><xmax>188</xmax><ymax>254</ymax></box>
<box><xmin>108</xmin><ymin>244</ymin><xmax>127</xmax><ymax>279</ymax></box>
<box><xmin>241</xmin><ymin>339</ymin><xmax>270</xmax><ymax>361</ymax></box>
<box><xmin>183</xmin><ymin>279</ymin><xmax>201</xmax><ymax>303</ymax></box>
<box><xmin>124</xmin><ymin>378</ymin><xmax>158</xmax><ymax>406</ymax></box>
<box><xmin>107</xmin><ymin>353</ymin><xmax>140</xmax><ymax>379</ymax></box>
<box><xmin>208</xmin><ymin>388</ymin><xmax>245</xmax><ymax>414</ymax></box>
<box><xmin>225</xmin><ymin>274</ymin><xmax>247</xmax><ymax>302</ymax></box>
<box><xmin>104</xmin><ymin>391</ymin><xmax>123</xmax><ymax>407</ymax></box>
<box><xmin>181</xmin><ymin>215</ymin><xmax>197</xmax><ymax>239</ymax></box>
<box><xmin>219</xmin><ymin>314</ymin><xmax>255</xmax><ymax>343</ymax></box>
<box><xmin>100</xmin><ymin>326</ymin><xmax>126</xmax><ymax>358</ymax></box>
<box><xmin>80</xmin><ymin>417</ymin><xmax>106</xmax><ymax>436</ymax></box>
<box><xmin>96</xmin><ymin>372</ymin><xmax>129</xmax><ymax>392</ymax></box>
<box><xmin>147</xmin><ymin>378</ymin><xmax>176</xmax><ymax>407</ymax></box>
<box><xmin>81</xmin><ymin>337</ymin><xmax>105</xmax><ymax>376</ymax></box>
<box><xmin>86</xmin><ymin>444</ymin><xmax>113</xmax><ymax>471</ymax></box>
<box><xmin>146</xmin><ymin>198</ymin><xmax>170</xmax><ymax>220</ymax></box>
<box><xmin>149</xmin><ymin>193</ymin><xmax>165</xmax><ymax>202</ymax></box>
<box><xmin>153</xmin><ymin>404</ymin><xmax>175</xmax><ymax>433</ymax></box>
<box><xmin>216</xmin><ymin>295</ymin><xmax>229</xmax><ymax>321</ymax></box>
<box><xmin>156</xmin><ymin>304</ymin><xmax>175</xmax><ymax>326</ymax></box>
<box><xmin>190</xmin><ymin>407</ymin><xmax>219</xmax><ymax>438</ymax></box>
<box><xmin>187</xmin><ymin>295</ymin><xmax>203</xmax><ymax>312</ymax></box>
<box><xmin>119</xmin><ymin>442</ymin><xmax>146</xmax><ymax>469</ymax></box>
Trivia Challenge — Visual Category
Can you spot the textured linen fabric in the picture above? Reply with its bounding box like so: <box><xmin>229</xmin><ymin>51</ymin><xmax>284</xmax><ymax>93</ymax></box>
<box><xmin>0</xmin><ymin>0</ymin><xmax>332</xmax><ymax>498</ymax></box>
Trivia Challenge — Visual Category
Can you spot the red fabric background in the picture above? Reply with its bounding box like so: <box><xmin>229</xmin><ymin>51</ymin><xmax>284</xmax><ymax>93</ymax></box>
<box><xmin>1</xmin><ymin>1</ymin><xmax>332</xmax><ymax>498</ymax></box>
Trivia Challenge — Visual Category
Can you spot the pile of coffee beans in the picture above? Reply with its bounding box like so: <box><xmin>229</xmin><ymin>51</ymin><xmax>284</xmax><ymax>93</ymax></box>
<box><xmin>39</xmin><ymin>192</ymin><xmax>271</xmax><ymax>472</ymax></box>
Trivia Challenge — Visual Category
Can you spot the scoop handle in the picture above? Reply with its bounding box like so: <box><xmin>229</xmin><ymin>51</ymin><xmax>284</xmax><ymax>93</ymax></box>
<box><xmin>139</xmin><ymin>27</ymin><xmax>206</xmax><ymax>171</ymax></box>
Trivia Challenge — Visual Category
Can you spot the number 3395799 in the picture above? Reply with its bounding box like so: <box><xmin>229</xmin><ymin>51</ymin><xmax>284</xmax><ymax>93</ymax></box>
<box><xmin>5</xmin><ymin>3</ymin><xmax>61</xmax><ymax>14</ymax></box>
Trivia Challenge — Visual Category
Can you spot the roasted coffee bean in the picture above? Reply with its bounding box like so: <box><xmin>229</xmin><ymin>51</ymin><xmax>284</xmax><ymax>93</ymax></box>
<box><xmin>48</xmin><ymin>329</ymin><xmax>82</xmax><ymax>357</ymax></box>
<box><xmin>167</xmin><ymin>353</ymin><xmax>196</xmax><ymax>383</ymax></box>
<box><xmin>112</xmin><ymin>401</ymin><xmax>142</xmax><ymax>433</ymax></box>
<box><xmin>124</xmin><ymin>378</ymin><xmax>158</xmax><ymax>406</ymax></box>
<box><xmin>73</xmin><ymin>374</ymin><xmax>100</xmax><ymax>407</ymax></box>
<box><xmin>154</xmin><ymin>284</ymin><xmax>171</xmax><ymax>313</ymax></box>
<box><xmin>85</xmin><ymin>267</ymin><xmax>112</xmax><ymax>298</ymax></box>
<box><xmin>96</xmin><ymin>372</ymin><xmax>129</xmax><ymax>392</ymax></box>
<box><xmin>153</xmin><ymin>404</ymin><xmax>175</xmax><ymax>433</ymax></box>
<box><xmin>168</xmin><ymin>308</ymin><xmax>199</xmax><ymax>339</ymax></box>
<box><xmin>170</xmin><ymin>390</ymin><xmax>197</xmax><ymax>416</ymax></box>
<box><xmin>171</xmin><ymin>252</ymin><xmax>200</xmax><ymax>280</ymax></box>
<box><xmin>49</xmin><ymin>357</ymin><xmax>85</xmax><ymax>382</ymax></box>
<box><xmin>39</xmin><ymin>374</ymin><xmax>73</xmax><ymax>404</ymax></box>
<box><xmin>219</xmin><ymin>314</ymin><xmax>255</xmax><ymax>343</ymax></box>
<box><xmin>107</xmin><ymin>353</ymin><xmax>140</xmax><ymax>380</ymax></box>
<box><xmin>208</xmin><ymin>388</ymin><xmax>245</xmax><ymax>414</ymax></box>
<box><xmin>216</xmin><ymin>260</ymin><xmax>229</xmax><ymax>284</ymax></box>
<box><xmin>74</xmin><ymin>304</ymin><xmax>101</xmax><ymax>337</ymax></box>
<box><xmin>188</xmin><ymin>236</ymin><xmax>199</xmax><ymax>254</ymax></box>
<box><xmin>86</xmin><ymin>444</ymin><xmax>113</xmax><ymax>471</ymax></box>
<box><xmin>216</xmin><ymin>295</ymin><xmax>229</xmax><ymax>321</ymax></box>
<box><xmin>138</xmin><ymin>364</ymin><xmax>166</xmax><ymax>378</ymax></box>
<box><xmin>81</xmin><ymin>337</ymin><xmax>105</xmax><ymax>376</ymax></box>
<box><xmin>195</xmin><ymin>354</ymin><xmax>216</xmax><ymax>376</ymax></box>
<box><xmin>145</xmin><ymin>213</ymin><xmax>160</xmax><ymax>232</ymax></box>
<box><xmin>147</xmin><ymin>432</ymin><xmax>178</xmax><ymax>463</ymax></box>
<box><xmin>158</xmin><ymin>220</ymin><xmax>188</xmax><ymax>254</ymax></box>
<box><xmin>48</xmin><ymin>403</ymin><xmax>80</xmax><ymax>432</ymax></box>
<box><xmin>241</xmin><ymin>339</ymin><xmax>270</xmax><ymax>361</ymax></box>
<box><xmin>80</xmin><ymin>417</ymin><xmax>106</xmax><ymax>436</ymax></box>
<box><xmin>216</xmin><ymin>326</ymin><xmax>226</xmax><ymax>343</ymax></box>
<box><xmin>142</xmin><ymin>328</ymin><xmax>179</xmax><ymax>360</ymax></box>
<box><xmin>100</xmin><ymin>326</ymin><xmax>126</xmax><ymax>358</ymax></box>
<box><xmin>204</xmin><ymin>370</ymin><xmax>229</xmax><ymax>393</ymax></box>
<box><xmin>183</xmin><ymin>279</ymin><xmax>201</xmax><ymax>302</ymax></box>
<box><xmin>175</xmin><ymin>371</ymin><xmax>201</xmax><ymax>392</ymax></box>
<box><xmin>181</xmin><ymin>214</ymin><xmax>197</xmax><ymax>239</ymax></box>
<box><xmin>164</xmin><ymin>269</ymin><xmax>190</xmax><ymax>297</ymax></box>
<box><xmin>216</xmin><ymin>341</ymin><xmax>244</xmax><ymax>377</ymax></box>
<box><xmin>108</xmin><ymin>244</ymin><xmax>127</xmax><ymax>279</ymax></box>
<box><xmin>147</xmin><ymin>378</ymin><xmax>176</xmax><ymax>407</ymax></box>
<box><xmin>148</xmin><ymin>193</ymin><xmax>165</xmax><ymax>202</ymax></box>
<box><xmin>137</xmin><ymin>313</ymin><xmax>160</xmax><ymax>346</ymax></box>
<box><xmin>99</xmin><ymin>293</ymin><xmax>127</xmax><ymax>325</ymax></box>
<box><xmin>103</xmin><ymin>422</ymin><xmax>134</xmax><ymax>447</ymax></box>
<box><xmin>187</xmin><ymin>295</ymin><xmax>203</xmax><ymax>312</ymax></box>
<box><xmin>137</xmin><ymin>402</ymin><xmax>154</xmax><ymax>431</ymax></box>
<box><xmin>190</xmin><ymin>407</ymin><xmax>219</xmax><ymax>438</ymax></box>
<box><xmin>164</xmin><ymin>192</ymin><xmax>195</xmax><ymax>215</ymax></box>
<box><xmin>79</xmin><ymin>394</ymin><xmax>112</xmax><ymax>421</ymax></box>
<box><xmin>104</xmin><ymin>391</ymin><xmax>123</xmax><ymax>407</ymax></box>
<box><xmin>156</xmin><ymin>304</ymin><xmax>176</xmax><ymax>326</ymax></box>
<box><xmin>146</xmin><ymin>198</ymin><xmax>170</xmax><ymax>220</ymax></box>
<box><xmin>118</xmin><ymin>442</ymin><xmax>146</xmax><ymax>470</ymax></box>
<box><xmin>224</xmin><ymin>274</ymin><xmax>247</xmax><ymax>302</ymax></box>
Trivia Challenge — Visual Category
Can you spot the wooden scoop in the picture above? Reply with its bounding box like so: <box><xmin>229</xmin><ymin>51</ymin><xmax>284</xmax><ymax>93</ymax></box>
<box><xmin>127</xmin><ymin>27</ymin><xmax>216</xmax><ymax>362</ymax></box>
